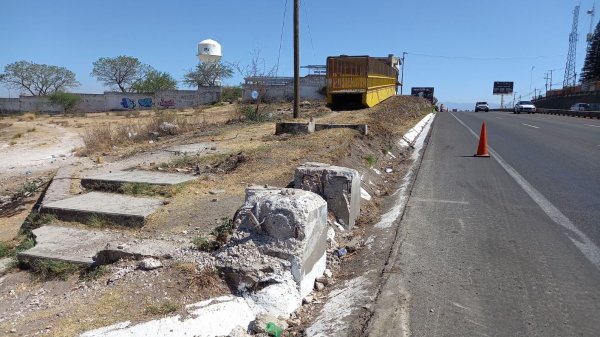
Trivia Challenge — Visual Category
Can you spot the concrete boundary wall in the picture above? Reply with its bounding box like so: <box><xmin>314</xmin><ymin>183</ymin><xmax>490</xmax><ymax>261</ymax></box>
<box><xmin>242</xmin><ymin>75</ymin><xmax>326</xmax><ymax>102</ymax></box>
<box><xmin>0</xmin><ymin>87</ymin><xmax>221</xmax><ymax>114</ymax></box>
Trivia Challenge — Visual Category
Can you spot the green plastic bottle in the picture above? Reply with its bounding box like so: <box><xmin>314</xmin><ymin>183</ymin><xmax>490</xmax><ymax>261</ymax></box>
<box><xmin>266</xmin><ymin>322</ymin><xmax>284</xmax><ymax>337</ymax></box>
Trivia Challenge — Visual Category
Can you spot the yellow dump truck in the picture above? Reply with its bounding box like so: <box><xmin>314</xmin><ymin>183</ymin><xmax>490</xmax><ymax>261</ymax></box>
<box><xmin>326</xmin><ymin>55</ymin><xmax>398</xmax><ymax>108</ymax></box>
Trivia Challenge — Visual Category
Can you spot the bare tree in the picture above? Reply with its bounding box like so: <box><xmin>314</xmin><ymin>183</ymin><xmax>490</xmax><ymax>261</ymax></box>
<box><xmin>0</xmin><ymin>61</ymin><xmax>79</xmax><ymax>96</ymax></box>
<box><xmin>233</xmin><ymin>50</ymin><xmax>277</xmax><ymax>117</ymax></box>
<box><xmin>91</xmin><ymin>55</ymin><xmax>151</xmax><ymax>92</ymax></box>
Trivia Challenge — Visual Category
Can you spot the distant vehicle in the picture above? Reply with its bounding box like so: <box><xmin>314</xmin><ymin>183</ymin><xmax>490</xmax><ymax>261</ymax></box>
<box><xmin>514</xmin><ymin>100</ymin><xmax>536</xmax><ymax>114</ymax></box>
<box><xmin>570</xmin><ymin>103</ymin><xmax>589</xmax><ymax>111</ymax></box>
<box><xmin>475</xmin><ymin>102</ymin><xmax>489</xmax><ymax>112</ymax></box>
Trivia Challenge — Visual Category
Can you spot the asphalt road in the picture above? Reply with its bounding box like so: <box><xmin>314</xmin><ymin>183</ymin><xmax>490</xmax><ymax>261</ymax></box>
<box><xmin>368</xmin><ymin>111</ymin><xmax>600</xmax><ymax>337</ymax></box>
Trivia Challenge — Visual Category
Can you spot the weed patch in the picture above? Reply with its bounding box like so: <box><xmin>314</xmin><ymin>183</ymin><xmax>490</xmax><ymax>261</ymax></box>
<box><xmin>86</xmin><ymin>215</ymin><xmax>113</xmax><ymax>228</ymax></box>
<box><xmin>29</xmin><ymin>259</ymin><xmax>80</xmax><ymax>281</ymax></box>
<box><xmin>144</xmin><ymin>300</ymin><xmax>179</xmax><ymax>315</ymax></box>
<box><xmin>364</xmin><ymin>154</ymin><xmax>377</xmax><ymax>166</ymax></box>
<box><xmin>80</xmin><ymin>265</ymin><xmax>107</xmax><ymax>282</ymax></box>
<box><xmin>0</xmin><ymin>241</ymin><xmax>13</xmax><ymax>258</ymax></box>
<box><xmin>20</xmin><ymin>211</ymin><xmax>55</xmax><ymax>237</ymax></box>
<box><xmin>192</xmin><ymin>236</ymin><xmax>219</xmax><ymax>252</ymax></box>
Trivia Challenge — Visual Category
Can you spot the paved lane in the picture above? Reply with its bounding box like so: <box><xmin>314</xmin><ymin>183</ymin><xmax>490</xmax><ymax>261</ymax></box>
<box><xmin>368</xmin><ymin>111</ymin><xmax>600</xmax><ymax>337</ymax></box>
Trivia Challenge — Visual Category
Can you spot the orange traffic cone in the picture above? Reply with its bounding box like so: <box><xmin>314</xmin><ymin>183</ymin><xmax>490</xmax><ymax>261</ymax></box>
<box><xmin>474</xmin><ymin>122</ymin><xmax>490</xmax><ymax>157</ymax></box>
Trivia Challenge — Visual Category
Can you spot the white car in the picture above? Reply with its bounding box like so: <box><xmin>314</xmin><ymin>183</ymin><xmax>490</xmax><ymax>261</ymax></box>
<box><xmin>570</xmin><ymin>103</ymin><xmax>589</xmax><ymax>111</ymax></box>
<box><xmin>514</xmin><ymin>100</ymin><xmax>536</xmax><ymax>114</ymax></box>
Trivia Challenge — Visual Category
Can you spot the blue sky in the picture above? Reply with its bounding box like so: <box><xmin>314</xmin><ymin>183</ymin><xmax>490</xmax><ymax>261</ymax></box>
<box><xmin>0</xmin><ymin>0</ymin><xmax>594</xmax><ymax>107</ymax></box>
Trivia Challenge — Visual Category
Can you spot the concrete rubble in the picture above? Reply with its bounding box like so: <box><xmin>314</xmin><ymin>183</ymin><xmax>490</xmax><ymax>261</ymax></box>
<box><xmin>294</xmin><ymin>162</ymin><xmax>361</xmax><ymax>229</ymax></box>
<box><xmin>216</xmin><ymin>186</ymin><xmax>328</xmax><ymax>315</ymax></box>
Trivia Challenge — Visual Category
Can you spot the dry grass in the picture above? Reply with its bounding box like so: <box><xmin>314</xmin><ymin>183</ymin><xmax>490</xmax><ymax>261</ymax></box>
<box><xmin>81</xmin><ymin>111</ymin><xmax>207</xmax><ymax>155</ymax></box>
<box><xmin>18</xmin><ymin>112</ymin><xmax>36</xmax><ymax>121</ymax></box>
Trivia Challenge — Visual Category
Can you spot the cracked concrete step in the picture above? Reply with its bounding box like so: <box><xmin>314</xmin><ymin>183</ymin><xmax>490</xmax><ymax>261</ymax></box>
<box><xmin>17</xmin><ymin>225</ymin><xmax>179</xmax><ymax>266</ymax></box>
<box><xmin>41</xmin><ymin>192</ymin><xmax>163</xmax><ymax>227</ymax></box>
<box><xmin>81</xmin><ymin>170</ymin><xmax>196</xmax><ymax>190</ymax></box>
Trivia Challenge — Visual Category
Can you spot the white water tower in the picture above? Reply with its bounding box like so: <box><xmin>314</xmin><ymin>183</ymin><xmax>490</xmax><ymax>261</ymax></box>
<box><xmin>197</xmin><ymin>39</ymin><xmax>222</xmax><ymax>63</ymax></box>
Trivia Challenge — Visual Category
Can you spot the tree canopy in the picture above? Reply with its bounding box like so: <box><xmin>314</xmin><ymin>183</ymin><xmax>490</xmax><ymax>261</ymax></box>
<box><xmin>131</xmin><ymin>70</ymin><xmax>177</xmax><ymax>93</ymax></box>
<box><xmin>0</xmin><ymin>61</ymin><xmax>79</xmax><ymax>96</ymax></box>
<box><xmin>183</xmin><ymin>62</ymin><xmax>233</xmax><ymax>88</ymax></box>
<box><xmin>48</xmin><ymin>92</ymin><xmax>82</xmax><ymax>113</ymax></box>
<box><xmin>580</xmin><ymin>21</ymin><xmax>600</xmax><ymax>84</ymax></box>
<box><xmin>91</xmin><ymin>55</ymin><xmax>151</xmax><ymax>92</ymax></box>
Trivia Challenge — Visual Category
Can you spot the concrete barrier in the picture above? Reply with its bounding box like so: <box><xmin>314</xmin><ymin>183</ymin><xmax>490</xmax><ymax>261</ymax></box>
<box><xmin>294</xmin><ymin>162</ymin><xmax>361</xmax><ymax>229</ymax></box>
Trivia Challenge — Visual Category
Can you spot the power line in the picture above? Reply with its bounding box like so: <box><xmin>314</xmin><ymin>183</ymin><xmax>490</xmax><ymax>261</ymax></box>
<box><xmin>302</xmin><ymin>0</ymin><xmax>317</xmax><ymax>62</ymax></box>
<box><xmin>275</xmin><ymin>0</ymin><xmax>289</xmax><ymax>77</ymax></box>
<box><xmin>406</xmin><ymin>52</ymin><xmax>565</xmax><ymax>61</ymax></box>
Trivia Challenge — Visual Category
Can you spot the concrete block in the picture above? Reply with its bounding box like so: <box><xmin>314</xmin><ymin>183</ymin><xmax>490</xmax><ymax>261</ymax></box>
<box><xmin>41</xmin><ymin>192</ymin><xmax>163</xmax><ymax>227</ymax></box>
<box><xmin>165</xmin><ymin>142</ymin><xmax>221</xmax><ymax>155</ymax></box>
<box><xmin>81</xmin><ymin>170</ymin><xmax>195</xmax><ymax>190</ymax></box>
<box><xmin>294</xmin><ymin>162</ymin><xmax>361</xmax><ymax>229</ymax></box>
<box><xmin>227</xmin><ymin>188</ymin><xmax>328</xmax><ymax>299</ymax></box>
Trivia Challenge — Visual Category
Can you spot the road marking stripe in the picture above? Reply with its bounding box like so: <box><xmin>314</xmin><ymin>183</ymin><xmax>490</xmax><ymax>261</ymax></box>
<box><xmin>449</xmin><ymin>112</ymin><xmax>600</xmax><ymax>270</ymax></box>
<box><xmin>585</xmin><ymin>124</ymin><xmax>600</xmax><ymax>128</ymax></box>
<box><xmin>522</xmin><ymin>123</ymin><xmax>539</xmax><ymax>129</ymax></box>
<box><xmin>495</xmin><ymin>117</ymin><xmax>503</xmax><ymax>119</ymax></box>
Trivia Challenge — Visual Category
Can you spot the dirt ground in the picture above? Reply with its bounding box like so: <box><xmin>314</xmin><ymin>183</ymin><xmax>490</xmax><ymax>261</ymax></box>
<box><xmin>0</xmin><ymin>97</ymin><xmax>432</xmax><ymax>336</ymax></box>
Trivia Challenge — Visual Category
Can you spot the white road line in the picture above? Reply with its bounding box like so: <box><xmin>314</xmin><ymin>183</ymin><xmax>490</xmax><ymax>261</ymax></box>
<box><xmin>449</xmin><ymin>112</ymin><xmax>600</xmax><ymax>270</ymax></box>
<box><xmin>585</xmin><ymin>124</ymin><xmax>600</xmax><ymax>128</ymax></box>
<box><xmin>522</xmin><ymin>123</ymin><xmax>540</xmax><ymax>129</ymax></box>
<box><xmin>495</xmin><ymin>117</ymin><xmax>503</xmax><ymax>120</ymax></box>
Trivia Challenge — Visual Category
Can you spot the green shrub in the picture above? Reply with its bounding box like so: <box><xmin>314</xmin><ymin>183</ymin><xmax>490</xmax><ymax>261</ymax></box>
<box><xmin>192</xmin><ymin>236</ymin><xmax>219</xmax><ymax>252</ymax></box>
<box><xmin>365</xmin><ymin>154</ymin><xmax>377</xmax><ymax>166</ymax></box>
<box><xmin>29</xmin><ymin>259</ymin><xmax>80</xmax><ymax>281</ymax></box>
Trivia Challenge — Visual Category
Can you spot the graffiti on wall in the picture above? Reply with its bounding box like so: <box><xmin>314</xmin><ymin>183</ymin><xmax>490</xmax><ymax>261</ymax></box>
<box><xmin>138</xmin><ymin>98</ymin><xmax>153</xmax><ymax>108</ymax></box>
<box><xmin>120</xmin><ymin>98</ymin><xmax>136</xmax><ymax>109</ymax></box>
<box><xmin>158</xmin><ymin>98</ymin><xmax>175</xmax><ymax>108</ymax></box>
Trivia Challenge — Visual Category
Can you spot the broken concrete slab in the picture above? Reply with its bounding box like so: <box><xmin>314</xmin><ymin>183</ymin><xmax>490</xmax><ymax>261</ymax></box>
<box><xmin>294</xmin><ymin>162</ymin><xmax>361</xmax><ymax>229</ymax></box>
<box><xmin>17</xmin><ymin>225</ymin><xmax>179</xmax><ymax>266</ymax></box>
<box><xmin>81</xmin><ymin>170</ymin><xmax>195</xmax><ymax>190</ymax></box>
<box><xmin>80</xmin><ymin>295</ymin><xmax>255</xmax><ymax>337</ymax></box>
<box><xmin>42</xmin><ymin>165</ymin><xmax>76</xmax><ymax>205</ymax></box>
<box><xmin>165</xmin><ymin>142</ymin><xmax>221</xmax><ymax>155</ymax></box>
<box><xmin>18</xmin><ymin>225</ymin><xmax>115</xmax><ymax>265</ymax></box>
<box><xmin>221</xmin><ymin>188</ymin><xmax>328</xmax><ymax>301</ymax></box>
<box><xmin>41</xmin><ymin>191</ymin><xmax>163</xmax><ymax>227</ymax></box>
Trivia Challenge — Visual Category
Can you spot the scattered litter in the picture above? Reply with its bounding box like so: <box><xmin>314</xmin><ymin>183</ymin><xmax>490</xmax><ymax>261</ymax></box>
<box><xmin>372</xmin><ymin>168</ymin><xmax>381</xmax><ymax>175</ymax></box>
<box><xmin>336</xmin><ymin>248</ymin><xmax>347</xmax><ymax>257</ymax></box>
<box><xmin>385</xmin><ymin>168</ymin><xmax>393</xmax><ymax>173</ymax></box>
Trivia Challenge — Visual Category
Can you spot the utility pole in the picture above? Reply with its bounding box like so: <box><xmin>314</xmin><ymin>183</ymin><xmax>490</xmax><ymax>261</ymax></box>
<box><xmin>544</xmin><ymin>72</ymin><xmax>550</xmax><ymax>94</ymax></box>
<box><xmin>293</xmin><ymin>0</ymin><xmax>300</xmax><ymax>119</ymax></box>
<box><xmin>400</xmin><ymin>52</ymin><xmax>407</xmax><ymax>95</ymax></box>
<box><xmin>549</xmin><ymin>70</ymin><xmax>553</xmax><ymax>91</ymax></box>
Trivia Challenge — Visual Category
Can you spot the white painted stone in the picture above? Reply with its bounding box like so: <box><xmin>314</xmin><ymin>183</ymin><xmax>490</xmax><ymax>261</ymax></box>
<box><xmin>80</xmin><ymin>296</ymin><xmax>255</xmax><ymax>337</ymax></box>
<box><xmin>244</xmin><ymin>272</ymin><xmax>301</xmax><ymax>317</ymax></box>
<box><xmin>360</xmin><ymin>187</ymin><xmax>372</xmax><ymax>201</ymax></box>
